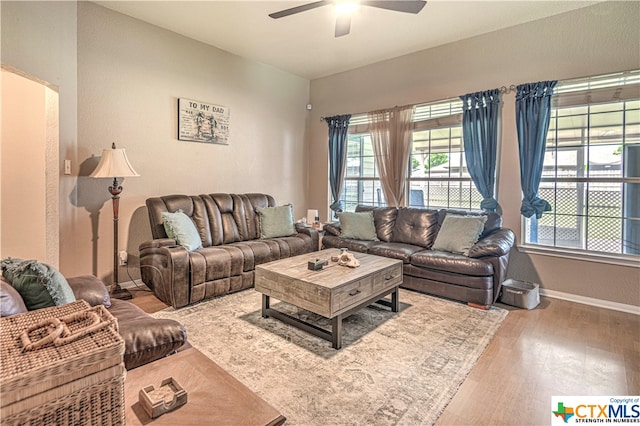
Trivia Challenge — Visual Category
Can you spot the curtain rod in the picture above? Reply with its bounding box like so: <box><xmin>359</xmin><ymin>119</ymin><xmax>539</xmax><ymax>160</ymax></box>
<box><xmin>319</xmin><ymin>103</ymin><xmax>411</xmax><ymax>122</ymax></box>
<box><xmin>320</xmin><ymin>85</ymin><xmax>518</xmax><ymax>122</ymax></box>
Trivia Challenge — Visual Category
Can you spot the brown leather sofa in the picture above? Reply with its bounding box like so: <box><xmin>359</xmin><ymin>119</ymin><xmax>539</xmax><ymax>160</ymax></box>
<box><xmin>140</xmin><ymin>193</ymin><xmax>319</xmax><ymax>309</ymax></box>
<box><xmin>0</xmin><ymin>275</ymin><xmax>187</xmax><ymax>370</ymax></box>
<box><xmin>322</xmin><ymin>206</ymin><xmax>515</xmax><ymax>308</ymax></box>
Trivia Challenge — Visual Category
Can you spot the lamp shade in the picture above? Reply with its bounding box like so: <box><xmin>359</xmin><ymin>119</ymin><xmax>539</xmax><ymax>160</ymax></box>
<box><xmin>90</xmin><ymin>144</ymin><xmax>140</xmax><ymax>178</ymax></box>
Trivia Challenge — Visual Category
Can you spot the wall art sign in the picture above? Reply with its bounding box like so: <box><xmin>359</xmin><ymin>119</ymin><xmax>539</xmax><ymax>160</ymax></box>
<box><xmin>178</xmin><ymin>98</ymin><xmax>230</xmax><ymax>144</ymax></box>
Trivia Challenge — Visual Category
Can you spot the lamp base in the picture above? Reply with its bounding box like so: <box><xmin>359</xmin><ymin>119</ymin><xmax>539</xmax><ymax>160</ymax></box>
<box><xmin>111</xmin><ymin>284</ymin><xmax>133</xmax><ymax>300</ymax></box>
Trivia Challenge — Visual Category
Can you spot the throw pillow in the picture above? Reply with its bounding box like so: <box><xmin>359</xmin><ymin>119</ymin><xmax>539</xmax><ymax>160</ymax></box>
<box><xmin>432</xmin><ymin>215</ymin><xmax>487</xmax><ymax>256</ymax></box>
<box><xmin>0</xmin><ymin>278</ymin><xmax>28</xmax><ymax>317</ymax></box>
<box><xmin>1</xmin><ymin>258</ymin><xmax>76</xmax><ymax>310</ymax></box>
<box><xmin>162</xmin><ymin>210</ymin><xmax>203</xmax><ymax>251</ymax></box>
<box><xmin>355</xmin><ymin>206</ymin><xmax>398</xmax><ymax>242</ymax></box>
<box><xmin>255</xmin><ymin>204</ymin><xmax>296</xmax><ymax>238</ymax></box>
<box><xmin>337</xmin><ymin>211</ymin><xmax>379</xmax><ymax>241</ymax></box>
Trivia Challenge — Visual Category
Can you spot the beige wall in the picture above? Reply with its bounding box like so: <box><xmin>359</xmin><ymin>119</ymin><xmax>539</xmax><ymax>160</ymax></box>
<box><xmin>1</xmin><ymin>0</ymin><xmax>77</xmax><ymax>272</ymax></box>
<box><xmin>75</xmin><ymin>2</ymin><xmax>310</xmax><ymax>283</ymax></box>
<box><xmin>307</xmin><ymin>1</ymin><xmax>640</xmax><ymax>308</ymax></box>
<box><xmin>0</xmin><ymin>70</ymin><xmax>56</xmax><ymax>263</ymax></box>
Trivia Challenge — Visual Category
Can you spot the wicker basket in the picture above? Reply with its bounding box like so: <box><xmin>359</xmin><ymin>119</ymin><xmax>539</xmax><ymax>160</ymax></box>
<box><xmin>0</xmin><ymin>300</ymin><xmax>126</xmax><ymax>425</ymax></box>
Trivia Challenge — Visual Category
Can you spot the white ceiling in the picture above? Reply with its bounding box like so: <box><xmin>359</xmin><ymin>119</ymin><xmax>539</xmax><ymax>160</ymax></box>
<box><xmin>94</xmin><ymin>1</ymin><xmax>601</xmax><ymax>80</ymax></box>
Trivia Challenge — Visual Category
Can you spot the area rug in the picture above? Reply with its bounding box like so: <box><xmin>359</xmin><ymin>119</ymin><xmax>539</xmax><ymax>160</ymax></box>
<box><xmin>153</xmin><ymin>289</ymin><xmax>507</xmax><ymax>425</ymax></box>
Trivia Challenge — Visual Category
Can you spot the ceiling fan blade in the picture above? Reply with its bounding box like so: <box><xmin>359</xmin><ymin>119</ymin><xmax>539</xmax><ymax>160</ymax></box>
<box><xmin>269</xmin><ymin>1</ymin><xmax>331</xmax><ymax>19</ymax></box>
<box><xmin>335</xmin><ymin>14</ymin><xmax>351</xmax><ymax>37</ymax></box>
<box><xmin>360</xmin><ymin>1</ymin><xmax>427</xmax><ymax>14</ymax></box>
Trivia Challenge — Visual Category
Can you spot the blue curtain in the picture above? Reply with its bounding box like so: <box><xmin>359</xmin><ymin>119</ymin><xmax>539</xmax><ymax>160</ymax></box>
<box><xmin>515</xmin><ymin>81</ymin><xmax>557</xmax><ymax>218</ymax></box>
<box><xmin>460</xmin><ymin>89</ymin><xmax>501</xmax><ymax>212</ymax></box>
<box><xmin>325</xmin><ymin>114</ymin><xmax>351</xmax><ymax>216</ymax></box>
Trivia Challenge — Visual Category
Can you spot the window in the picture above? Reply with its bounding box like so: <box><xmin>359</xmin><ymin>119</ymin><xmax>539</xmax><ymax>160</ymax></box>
<box><xmin>339</xmin><ymin>98</ymin><xmax>481</xmax><ymax>211</ymax></box>
<box><xmin>409</xmin><ymin>99</ymin><xmax>481</xmax><ymax>210</ymax></box>
<box><xmin>340</xmin><ymin>131</ymin><xmax>382</xmax><ymax>211</ymax></box>
<box><xmin>524</xmin><ymin>71</ymin><xmax>640</xmax><ymax>256</ymax></box>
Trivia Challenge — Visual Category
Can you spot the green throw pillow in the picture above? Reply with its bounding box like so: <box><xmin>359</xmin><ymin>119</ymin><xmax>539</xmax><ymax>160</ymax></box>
<box><xmin>337</xmin><ymin>211</ymin><xmax>379</xmax><ymax>241</ymax></box>
<box><xmin>256</xmin><ymin>204</ymin><xmax>296</xmax><ymax>238</ymax></box>
<box><xmin>432</xmin><ymin>215</ymin><xmax>487</xmax><ymax>256</ymax></box>
<box><xmin>1</xmin><ymin>258</ymin><xmax>76</xmax><ymax>310</ymax></box>
<box><xmin>162</xmin><ymin>210</ymin><xmax>203</xmax><ymax>251</ymax></box>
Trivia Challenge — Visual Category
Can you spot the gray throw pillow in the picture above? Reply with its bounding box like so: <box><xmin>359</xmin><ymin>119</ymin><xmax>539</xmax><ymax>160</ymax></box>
<box><xmin>256</xmin><ymin>204</ymin><xmax>296</xmax><ymax>238</ymax></box>
<box><xmin>337</xmin><ymin>211</ymin><xmax>379</xmax><ymax>241</ymax></box>
<box><xmin>432</xmin><ymin>215</ymin><xmax>487</xmax><ymax>256</ymax></box>
<box><xmin>1</xmin><ymin>258</ymin><xmax>76</xmax><ymax>310</ymax></box>
<box><xmin>162</xmin><ymin>210</ymin><xmax>203</xmax><ymax>251</ymax></box>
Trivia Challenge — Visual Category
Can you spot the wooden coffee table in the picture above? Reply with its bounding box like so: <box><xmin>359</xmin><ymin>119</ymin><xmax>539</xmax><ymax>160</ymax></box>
<box><xmin>255</xmin><ymin>249</ymin><xmax>403</xmax><ymax>349</ymax></box>
<box><xmin>124</xmin><ymin>348</ymin><xmax>285</xmax><ymax>425</ymax></box>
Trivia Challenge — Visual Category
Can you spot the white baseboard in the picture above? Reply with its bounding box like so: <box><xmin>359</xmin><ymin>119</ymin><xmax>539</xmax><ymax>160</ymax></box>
<box><xmin>540</xmin><ymin>288</ymin><xmax>640</xmax><ymax>315</ymax></box>
<box><xmin>116</xmin><ymin>280</ymin><xmax>150</xmax><ymax>291</ymax></box>
<box><xmin>115</xmin><ymin>280</ymin><xmax>639</xmax><ymax>315</ymax></box>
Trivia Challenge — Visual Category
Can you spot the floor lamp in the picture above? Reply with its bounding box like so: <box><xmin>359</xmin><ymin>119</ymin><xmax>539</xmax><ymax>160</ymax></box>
<box><xmin>90</xmin><ymin>143</ymin><xmax>140</xmax><ymax>300</ymax></box>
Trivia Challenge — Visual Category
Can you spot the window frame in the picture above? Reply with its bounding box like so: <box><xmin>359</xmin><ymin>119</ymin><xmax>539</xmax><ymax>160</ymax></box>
<box><xmin>520</xmin><ymin>70</ymin><xmax>640</xmax><ymax>264</ymax></box>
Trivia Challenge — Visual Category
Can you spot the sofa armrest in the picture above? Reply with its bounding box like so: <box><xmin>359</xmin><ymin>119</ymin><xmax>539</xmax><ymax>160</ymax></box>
<box><xmin>67</xmin><ymin>275</ymin><xmax>111</xmax><ymax>308</ymax></box>
<box><xmin>139</xmin><ymin>238</ymin><xmax>178</xmax><ymax>250</ymax></box>
<box><xmin>139</xmin><ymin>241</ymin><xmax>191</xmax><ymax>309</ymax></box>
<box><xmin>323</xmin><ymin>221</ymin><xmax>341</xmax><ymax>236</ymax></box>
<box><xmin>295</xmin><ymin>223</ymin><xmax>319</xmax><ymax>251</ymax></box>
<box><xmin>468</xmin><ymin>228</ymin><xmax>516</xmax><ymax>258</ymax></box>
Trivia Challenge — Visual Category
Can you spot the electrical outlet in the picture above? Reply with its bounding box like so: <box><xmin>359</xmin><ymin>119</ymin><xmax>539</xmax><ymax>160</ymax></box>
<box><xmin>119</xmin><ymin>250</ymin><xmax>128</xmax><ymax>266</ymax></box>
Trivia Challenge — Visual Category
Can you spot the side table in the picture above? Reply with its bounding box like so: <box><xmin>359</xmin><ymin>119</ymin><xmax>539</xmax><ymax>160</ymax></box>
<box><xmin>312</xmin><ymin>222</ymin><xmax>325</xmax><ymax>250</ymax></box>
<box><xmin>124</xmin><ymin>348</ymin><xmax>285</xmax><ymax>425</ymax></box>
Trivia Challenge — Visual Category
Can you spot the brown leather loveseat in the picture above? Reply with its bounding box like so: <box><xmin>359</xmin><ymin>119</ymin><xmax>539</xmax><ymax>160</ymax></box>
<box><xmin>0</xmin><ymin>275</ymin><xmax>187</xmax><ymax>370</ymax></box>
<box><xmin>140</xmin><ymin>193</ymin><xmax>319</xmax><ymax>308</ymax></box>
<box><xmin>322</xmin><ymin>206</ymin><xmax>515</xmax><ymax>308</ymax></box>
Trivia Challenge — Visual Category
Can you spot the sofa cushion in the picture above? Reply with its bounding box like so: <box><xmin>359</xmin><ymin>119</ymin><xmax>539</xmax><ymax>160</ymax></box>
<box><xmin>255</xmin><ymin>204</ymin><xmax>295</xmax><ymax>238</ymax></box>
<box><xmin>162</xmin><ymin>210</ymin><xmax>203</xmax><ymax>251</ymax></box>
<box><xmin>189</xmin><ymin>246</ymin><xmax>247</xmax><ymax>284</ymax></box>
<box><xmin>1</xmin><ymin>258</ymin><xmax>76</xmax><ymax>310</ymax></box>
<box><xmin>337</xmin><ymin>211</ymin><xmax>379</xmax><ymax>241</ymax></box>
<box><xmin>321</xmin><ymin>235</ymin><xmax>378</xmax><ymax>253</ymax></box>
<box><xmin>271</xmin><ymin>235</ymin><xmax>314</xmax><ymax>258</ymax></box>
<box><xmin>0</xmin><ymin>279</ymin><xmax>27</xmax><ymax>317</ymax></box>
<box><xmin>432</xmin><ymin>215</ymin><xmax>487</xmax><ymax>256</ymax></box>
<box><xmin>410</xmin><ymin>251</ymin><xmax>494</xmax><ymax>276</ymax></box>
<box><xmin>231</xmin><ymin>240</ymin><xmax>280</xmax><ymax>266</ymax></box>
<box><xmin>108</xmin><ymin>299</ymin><xmax>187</xmax><ymax>370</ymax></box>
<box><xmin>355</xmin><ymin>206</ymin><xmax>398</xmax><ymax>242</ymax></box>
<box><xmin>391</xmin><ymin>208</ymin><xmax>439</xmax><ymax>248</ymax></box>
<box><xmin>368</xmin><ymin>242</ymin><xmax>425</xmax><ymax>263</ymax></box>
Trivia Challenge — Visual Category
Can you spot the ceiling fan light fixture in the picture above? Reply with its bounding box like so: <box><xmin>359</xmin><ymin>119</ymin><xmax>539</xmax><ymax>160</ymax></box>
<box><xmin>335</xmin><ymin>1</ymin><xmax>359</xmax><ymax>15</ymax></box>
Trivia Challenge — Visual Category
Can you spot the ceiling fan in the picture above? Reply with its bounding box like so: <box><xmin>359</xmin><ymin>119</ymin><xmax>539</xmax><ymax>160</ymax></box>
<box><xmin>269</xmin><ymin>1</ymin><xmax>427</xmax><ymax>38</ymax></box>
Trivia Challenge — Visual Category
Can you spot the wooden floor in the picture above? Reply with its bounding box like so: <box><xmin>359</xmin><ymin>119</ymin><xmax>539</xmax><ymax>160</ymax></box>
<box><xmin>129</xmin><ymin>286</ymin><xmax>640</xmax><ymax>425</ymax></box>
